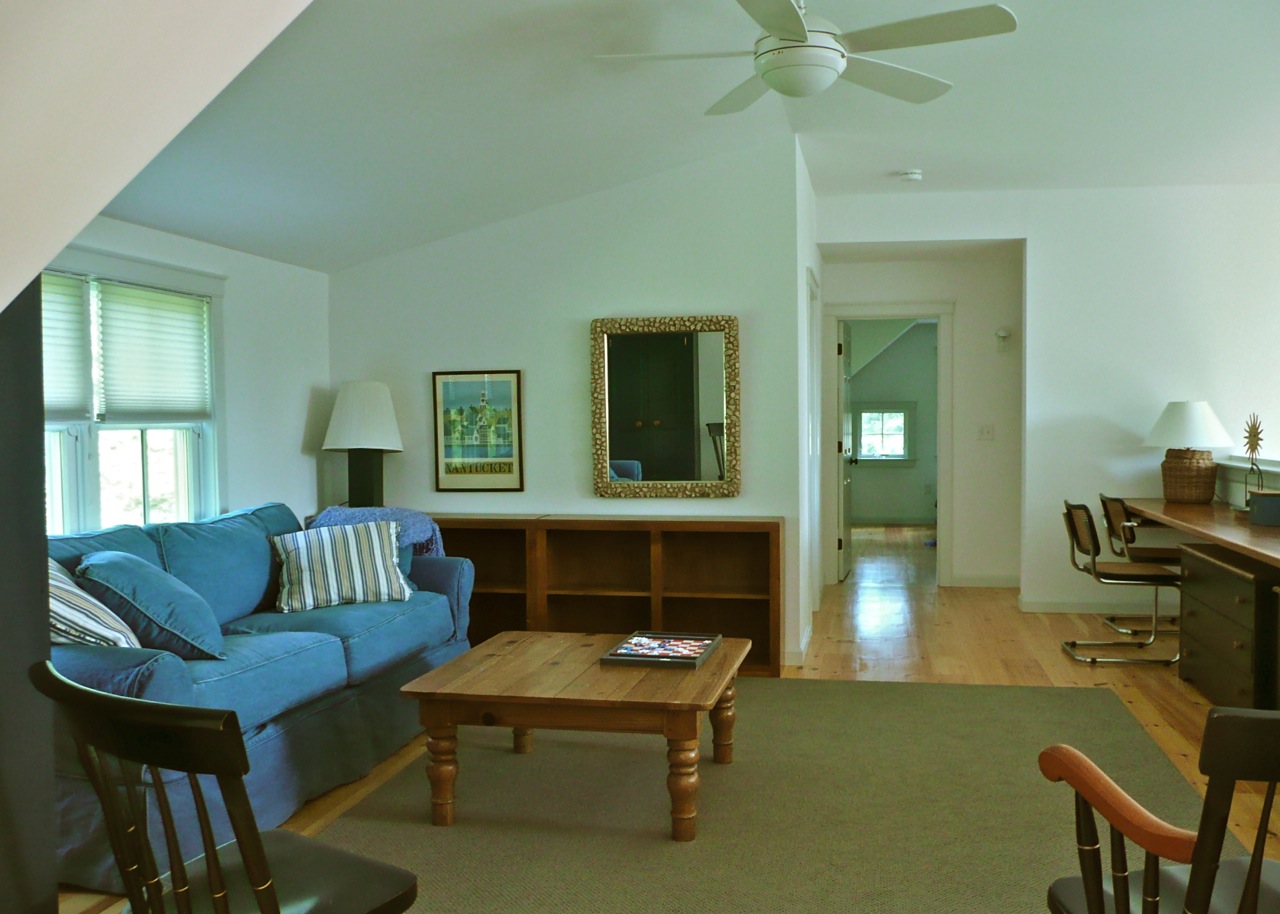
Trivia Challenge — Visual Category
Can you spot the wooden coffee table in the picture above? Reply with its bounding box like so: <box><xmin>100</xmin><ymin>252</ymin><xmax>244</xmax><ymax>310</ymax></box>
<box><xmin>400</xmin><ymin>630</ymin><xmax>752</xmax><ymax>841</ymax></box>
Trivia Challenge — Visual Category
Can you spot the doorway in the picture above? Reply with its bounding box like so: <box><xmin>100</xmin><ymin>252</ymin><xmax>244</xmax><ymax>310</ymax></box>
<box><xmin>822</xmin><ymin>302</ymin><xmax>954</xmax><ymax>587</ymax></box>
<box><xmin>836</xmin><ymin>319</ymin><xmax>940</xmax><ymax>580</ymax></box>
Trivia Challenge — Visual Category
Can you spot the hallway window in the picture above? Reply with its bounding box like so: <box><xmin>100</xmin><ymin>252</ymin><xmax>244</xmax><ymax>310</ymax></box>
<box><xmin>856</xmin><ymin>403</ymin><xmax>915</xmax><ymax>461</ymax></box>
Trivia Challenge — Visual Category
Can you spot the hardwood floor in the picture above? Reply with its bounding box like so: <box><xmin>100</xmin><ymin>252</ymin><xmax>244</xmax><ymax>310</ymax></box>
<box><xmin>56</xmin><ymin>526</ymin><xmax>1273</xmax><ymax>911</ymax></box>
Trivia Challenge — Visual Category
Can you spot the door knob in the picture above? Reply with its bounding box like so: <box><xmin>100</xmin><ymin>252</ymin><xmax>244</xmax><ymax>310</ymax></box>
<box><xmin>635</xmin><ymin>420</ymin><xmax>643</xmax><ymax>428</ymax></box>
<box><xmin>653</xmin><ymin>419</ymin><xmax>662</xmax><ymax>427</ymax></box>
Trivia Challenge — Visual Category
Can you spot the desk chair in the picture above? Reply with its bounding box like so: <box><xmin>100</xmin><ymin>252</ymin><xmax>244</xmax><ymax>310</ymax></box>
<box><xmin>1061</xmin><ymin>501</ymin><xmax>1180</xmax><ymax>665</ymax></box>
<box><xmin>1040</xmin><ymin>705</ymin><xmax>1280</xmax><ymax>914</ymax></box>
<box><xmin>1098</xmin><ymin>494</ymin><xmax>1182</xmax><ymax>637</ymax></box>
<box><xmin>29</xmin><ymin>661</ymin><xmax>417</xmax><ymax>914</ymax></box>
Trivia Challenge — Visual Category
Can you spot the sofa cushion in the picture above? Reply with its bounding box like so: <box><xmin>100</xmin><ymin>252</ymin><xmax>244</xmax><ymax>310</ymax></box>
<box><xmin>48</xmin><ymin>559</ymin><xmax>141</xmax><ymax>648</ymax></box>
<box><xmin>76</xmin><ymin>551</ymin><xmax>226</xmax><ymax>660</ymax></box>
<box><xmin>270</xmin><ymin>521</ymin><xmax>411</xmax><ymax>613</ymax></box>
<box><xmin>185</xmin><ymin>632</ymin><xmax>347</xmax><ymax>731</ymax></box>
<box><xmin>49</xmin><ymin>525</ymin><xmax>161</xmax><ymax>574</ymax></box>
<box><xmin>149</xmin><ymin>514</ymin><xmax>275</xmax><ymax>625</ymax></box>
<box><xmin>224</xmin><ymin>591</ymin><xmax>452</xmax><ymax>685</ymax></box>
<box><xmin>51</xmin><ymin>645</ymin><xmax>195</xmax><ymax>705</ymax></box>
<box><xmin>233</xmin><ymin>502</ymin><xmax>303</xmax><ymax>538</ymax></box>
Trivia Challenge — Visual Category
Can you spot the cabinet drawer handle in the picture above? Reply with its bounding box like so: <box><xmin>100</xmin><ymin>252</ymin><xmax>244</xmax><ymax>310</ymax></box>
<box><xmin>1233</xmin><ymin>640</ymin><xmax>1247</xmax><ymax>651</ymax></box>
<box><xmin>1235</xmin><ymin>595</ymin><xmax>1250</xmax><ymax>604</ymax></box>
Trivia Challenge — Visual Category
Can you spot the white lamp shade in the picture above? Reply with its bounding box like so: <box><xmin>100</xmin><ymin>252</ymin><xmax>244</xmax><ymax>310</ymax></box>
<box><xmin>1143</xmin><ymin>400</ymin><xmax>1233</xmax><ymax>449</ymax></box>
<box><xmin>323</xmin><ymin>381</ymin><xmax>403</xmax><ymax>452</ymax></box>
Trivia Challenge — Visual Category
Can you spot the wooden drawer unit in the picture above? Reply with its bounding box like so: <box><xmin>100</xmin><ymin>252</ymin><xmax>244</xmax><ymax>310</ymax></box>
<box><xmin>1179</xmin><ymin>544</ymin><xmax>1280</xmax><ymax>709</ymax></box>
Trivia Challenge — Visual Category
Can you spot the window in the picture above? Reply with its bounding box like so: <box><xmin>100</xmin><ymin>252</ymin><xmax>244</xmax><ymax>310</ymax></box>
<box><xmin>856</xmin><ymin>403</ymin><xmax>915</xmax><ymax>462</ymax></box>
<box><xmin>42</xmin><ymin>271</ymin><xmax>215</xmax><ymax>533</ymax></box>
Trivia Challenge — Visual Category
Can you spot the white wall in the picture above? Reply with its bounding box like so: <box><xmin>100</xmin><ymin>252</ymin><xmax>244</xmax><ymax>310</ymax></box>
<box><xmin>63</xmin><ymin>217</ymin><xmax>331</xmax><ymax>519</ymax></box>
<box><xmin>0</xmin><ymin>0</ymin><xmax>313</xmax><ymax>311</ymax></box>
<box><xmin>843</xmin><ymin>322</ymin><xmax>939</xmax><ymax>524</ymax></box>
<box><xmin>794</xmin><ymin>139</ymin><xmax>823</xmax><ymax>661</ymax></box>
<box><xmin>819</xmin><ymin>185</ymin><xmax>1280</xmax><ymax>610</ymax></box>
<box><xmin>330</xmin><ymin>138</ymin><xmax>812</xmax><ymax>660</ymax></box>
<box><xmin>822</xmin><ymin>252</ymin><xmax>1024</xmax><ymax>588</ymax></box>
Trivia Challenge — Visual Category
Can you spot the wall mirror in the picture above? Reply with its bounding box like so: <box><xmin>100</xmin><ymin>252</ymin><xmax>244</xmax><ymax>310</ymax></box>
<box><xmin>591</xmin><ymin>315</ymin><xmax>740</xmax><ymax>497</ymax></box>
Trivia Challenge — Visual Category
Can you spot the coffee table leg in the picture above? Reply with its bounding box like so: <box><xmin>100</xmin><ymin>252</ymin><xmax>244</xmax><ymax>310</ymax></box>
<box><xmin>710</xmin><ymin>682</ymin><xmax>737</xmax><ymax>764</ymax></box>
<box><xmin>426</xmin><ymin>726</ymin><xmax>458</xmax><ymax>826</ymax></box>
<box><xmin>667</xmin><ymin>738</ymin><xmax>700</xmax><ymax>841</ymax></box>
<box><xmin>513</xmin><ymin>727</ymin><xmax>533</xmax><ymax>754</ymax></box>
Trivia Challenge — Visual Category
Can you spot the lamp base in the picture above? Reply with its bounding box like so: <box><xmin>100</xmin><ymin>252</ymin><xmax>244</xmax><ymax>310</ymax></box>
<box><xmin>1160</xmin><ymin>448</ymin><xmax>1218</xmax><ymax>504</ymax></box>
<box><xmin>347</xmin><ymin>449</ymin><xmax>385</xmax><ymax>508</ymax></box>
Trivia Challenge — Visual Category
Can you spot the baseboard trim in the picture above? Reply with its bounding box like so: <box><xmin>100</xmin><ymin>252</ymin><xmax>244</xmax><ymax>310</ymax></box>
<box><xmin>1020</xmin><ymin>599</ymin><xmax>1162</xmax><ymax>615</ymax></box>
<box><xmin>945</xmin><ymin>575</ymin><xmax>1019</xmax><ymax>588</ymax></box>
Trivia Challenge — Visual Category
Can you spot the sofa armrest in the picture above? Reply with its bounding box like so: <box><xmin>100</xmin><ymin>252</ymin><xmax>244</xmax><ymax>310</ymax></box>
<box><xmin>51</xmin><ymin>644</ymin><xmax>195</xmax><ymax>705</ymax></box>
<box><xmin>408</xmin><ymin>555</ymin><xmax>474</xmax><ymax>642</ymax></box>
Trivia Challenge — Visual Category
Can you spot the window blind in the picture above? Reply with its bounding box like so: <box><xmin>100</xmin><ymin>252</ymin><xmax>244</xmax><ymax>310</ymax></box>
<box><xmin>96</xmin><ymin>282</ymin><xmax>212</xmax><ymax>422</ymax></box>
<box><xmin>41</xmin><ymin>273</ymin><xmax>92</xmax><ymax>422</ymax></box>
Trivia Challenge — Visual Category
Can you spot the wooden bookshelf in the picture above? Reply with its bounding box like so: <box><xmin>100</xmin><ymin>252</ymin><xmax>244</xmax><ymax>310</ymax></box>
<box><xmin>432</xmin><ymin>514</ymin><xmax>782</xmax><ymax>676</ymax></box>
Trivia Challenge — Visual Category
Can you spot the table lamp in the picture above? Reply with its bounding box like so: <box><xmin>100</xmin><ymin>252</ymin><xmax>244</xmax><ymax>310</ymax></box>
<box><xmin>1143</xmin><ymin>400</ymin><xmax>1232</xmax><ymax>503</ymax></box>
<box><xmin>323</xmin><ymin>381</ymin><xmax>403</xmax><ymax>507</ymax></box>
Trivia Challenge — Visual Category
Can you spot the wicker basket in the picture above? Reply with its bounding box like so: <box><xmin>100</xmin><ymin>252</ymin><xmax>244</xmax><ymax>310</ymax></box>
<box><xmin>1160</xmin><ymin>448</ymin><xmax>1218</xmax><ymax>503</ymax></box>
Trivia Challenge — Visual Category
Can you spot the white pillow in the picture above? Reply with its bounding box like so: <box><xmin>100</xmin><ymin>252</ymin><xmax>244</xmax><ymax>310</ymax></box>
<box><xmin>271</xmin><ymin>520</ymin><xmax>411</xmax><ymax>612</ymax></box>
<box><xmin>48</xmin><ymin>558</ymin><xmax>141</xmax><ymax>648</ymax></box>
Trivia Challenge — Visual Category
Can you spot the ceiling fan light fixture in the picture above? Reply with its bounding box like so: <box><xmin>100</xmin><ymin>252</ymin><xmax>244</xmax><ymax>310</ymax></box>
<box><xmin>754</xmin><ymin>17</ymin><xmax>846</xmax><ymax>98</ymax></box>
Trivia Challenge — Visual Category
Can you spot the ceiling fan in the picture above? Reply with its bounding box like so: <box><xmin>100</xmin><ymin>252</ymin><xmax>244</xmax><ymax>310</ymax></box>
<box><xmin>599</xmin><ymin>1</ymin><xmax>1017</xmax><ymax>115</ymax></box>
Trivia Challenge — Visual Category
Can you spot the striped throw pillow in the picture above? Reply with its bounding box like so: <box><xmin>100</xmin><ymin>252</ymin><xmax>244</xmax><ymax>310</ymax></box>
<box><xmin>271</xmin><ymin>521</ymin><xmax>411</xmax><ymax>612</ymax></box>
<box><xmin>48</xmin><ymin>559</ymin><xmax>141</xmax><ymax>648</ymax></box>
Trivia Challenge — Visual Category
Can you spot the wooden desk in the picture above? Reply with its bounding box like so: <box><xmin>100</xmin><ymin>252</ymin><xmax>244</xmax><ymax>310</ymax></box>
<box><xmin>1125</xmin><ymin>499</ymin><xmax>1280</xmax><ymax>708</ymax></box>
<box><xmin>1123</xmin><ymin>499</ymin><xmax>1280</xmax><ymax>569</ymax></box>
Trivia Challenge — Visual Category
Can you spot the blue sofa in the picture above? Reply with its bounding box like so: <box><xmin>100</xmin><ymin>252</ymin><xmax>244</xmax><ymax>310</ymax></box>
<box><xmin>47</xmin><ymin>502</ymin><xmax>474</xmax><ymax>891</ymax></box>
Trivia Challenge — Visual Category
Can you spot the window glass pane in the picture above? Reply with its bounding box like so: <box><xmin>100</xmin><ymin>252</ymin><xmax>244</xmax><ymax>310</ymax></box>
<box><xmin>862</xmin><ymin>413</ymin><xmax>882</xmax><ymax>435</ymax></box>
<box><xmin>99</xmin><ymin>429</ymin><xmax>144</xmax><ymax>527</ymax></box>
<box><xmin>884</xmin><ymin>413</ymin><xmax>906</xmax><ymax>436</ymax></box>
<box><xmin>45</xmin><ymin>431</ymin><xmax>65</xmax><ymax>535</ymax></box>
<box><xmin>883</xmin><ymin>435</ymin><xmax>906</xmax><ymax>456</ymax></box>
<box><xmin>144</xmin><ymin>429</ymin><xmax>185</xmax><ymax>523</ymax></box>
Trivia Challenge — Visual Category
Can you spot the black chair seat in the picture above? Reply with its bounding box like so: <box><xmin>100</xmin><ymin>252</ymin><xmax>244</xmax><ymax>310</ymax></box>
<box><xmin>176</xmin><ymin>830</ymin><xmax>417</xmax><ymax>914</ymax></box>
<box><xmin>1050</xmin><ymin>857</ymin><xmax>1280</xmax><ymax>914</ymax></box>
<box><xmin>1093</xmin><ymin>561</ymin><xmax>1181</xmax><ymax>584</ymax></box>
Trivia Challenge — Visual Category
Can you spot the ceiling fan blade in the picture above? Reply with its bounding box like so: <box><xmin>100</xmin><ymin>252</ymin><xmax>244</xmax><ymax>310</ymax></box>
<box><xmin>595</xmin><ymin>50</ymin><xmax>753</xmax><ymax>62</ymax></box>
<box><xmin>734</xmin><ymin>0</ymin><xmax>808</xmax><ymax>42</ymax></box>
<box><xmin>839</xmin><ymin>57</ymin><xmax>952</xmax><ymax>103</ymax></box>
<box><xmin>706</xmin><ymin>75</ymin><xmax>771</xmax><ymax>116</ymax></box>
<box><xmin>839</xmin><ymin>4</ymin><xmax>1016</xmax><ymax>54</ymax></box>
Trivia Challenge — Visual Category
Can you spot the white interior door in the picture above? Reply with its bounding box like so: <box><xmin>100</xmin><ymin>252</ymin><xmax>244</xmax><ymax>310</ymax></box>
<box><xmin>837</xmin><ymin>346</ymin><xmax>855</xmax><ymax>581</ymax></box>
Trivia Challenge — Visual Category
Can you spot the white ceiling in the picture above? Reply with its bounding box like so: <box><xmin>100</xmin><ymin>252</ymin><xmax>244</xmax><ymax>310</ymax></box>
<box><xmin>101</xmin><ymin>1</ymin><xmax>1280</xmax><ymax>273</ymax></box>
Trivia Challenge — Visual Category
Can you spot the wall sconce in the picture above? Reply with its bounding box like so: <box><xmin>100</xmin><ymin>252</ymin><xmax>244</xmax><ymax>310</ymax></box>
<box><xmin>1143</xmin><ymin>400</ymin><xmax>1232</xmax><ymax>504</ymax></box>
<box><xmin>323</xmin><ymin>381</ymin><xmax>403</xmax><ymax>507</ymax></box>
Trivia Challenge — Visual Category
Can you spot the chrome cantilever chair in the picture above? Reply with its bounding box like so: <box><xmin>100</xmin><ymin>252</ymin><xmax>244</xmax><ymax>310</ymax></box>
<box><xmin>1098</xmin><ymin>494</ymin><xmax>1182</xmax><ymax>637</ymax></box>
<box><xmin>30</xmin><ymin>661</ymin><xmax>417</xmax><ymax>914</ymax></box>
<box><xmin>1061</xmin><ymin>501</ymin><xmax>1180</xmax><ymax>665</ymax></box>
<box><xmin>1040</xmin><ymin>705</ymin><xmax>1280</xmax><ymax>914</ymax></box>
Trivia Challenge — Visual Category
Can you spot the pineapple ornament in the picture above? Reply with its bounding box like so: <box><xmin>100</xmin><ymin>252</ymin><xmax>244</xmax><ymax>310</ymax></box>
<box><xmin>1245</xmin><ymin>413</ymin><xmax>1265</xmax><ymax>502</ymax></box>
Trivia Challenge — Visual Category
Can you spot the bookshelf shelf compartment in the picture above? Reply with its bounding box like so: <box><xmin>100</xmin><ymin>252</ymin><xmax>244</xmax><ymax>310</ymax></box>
<box><xmin>434</xmin><ymin>514</ymin><xmax>782</xmax><ymax>675</ymax></box>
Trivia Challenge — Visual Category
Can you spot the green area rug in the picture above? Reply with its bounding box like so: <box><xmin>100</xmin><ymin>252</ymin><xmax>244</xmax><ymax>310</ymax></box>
<box><xmin>319</xmin><ymin>679</ymin><xmax>1216</xmax><ymax>913</ymax></box>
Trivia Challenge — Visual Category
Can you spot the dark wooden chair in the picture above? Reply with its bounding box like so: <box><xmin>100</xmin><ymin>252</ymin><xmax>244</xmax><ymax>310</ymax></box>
<box><xmin>1097</xmin><ymin>494</ymin><xmax>1181</xmax><ymax>637</ymax></box>
<box><xmin>30</xmin><ymin>661</ymin><xmax>417</xmax><ymax>914</ymax></box>
<box><xmin>1061</xmin><ymin>501</ymin><xmax>1180</xmax><ymax>664</ymax></box>
<box><xmin>1040</xmin><ymin>705</ymin><xmax>1280</xmax><ymax>914</ymax></box>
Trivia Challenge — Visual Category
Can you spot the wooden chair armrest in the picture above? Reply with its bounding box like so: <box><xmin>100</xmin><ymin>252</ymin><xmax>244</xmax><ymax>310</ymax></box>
<box><xmin>1039</xmin><ymin>744</ymin><xmax>1198</xmax><ymax>863</ymax></box>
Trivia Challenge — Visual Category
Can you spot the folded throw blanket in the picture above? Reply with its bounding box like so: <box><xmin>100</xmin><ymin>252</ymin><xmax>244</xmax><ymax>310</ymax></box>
<box><xmin>309</xmin><ymin>506</ymin><xmax>444</xmax><ymax>557</ymax></box>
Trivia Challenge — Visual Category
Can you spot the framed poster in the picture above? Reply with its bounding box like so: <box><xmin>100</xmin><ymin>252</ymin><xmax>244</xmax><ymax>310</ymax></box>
<box><xmin>432</xmin><ymin>370</ymin><xmax>524</xmax><ymax>491</ymax></box>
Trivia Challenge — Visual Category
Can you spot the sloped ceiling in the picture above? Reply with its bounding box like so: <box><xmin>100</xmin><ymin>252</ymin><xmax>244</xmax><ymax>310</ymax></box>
<box><xmin>101</xmin><ymin>1</ymin><xmax>1280</xmax><ymax>273</ymax></box>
